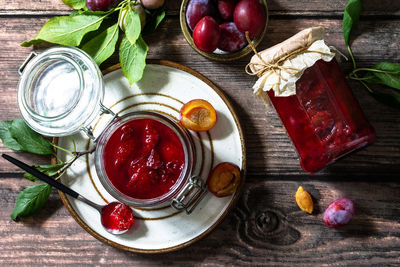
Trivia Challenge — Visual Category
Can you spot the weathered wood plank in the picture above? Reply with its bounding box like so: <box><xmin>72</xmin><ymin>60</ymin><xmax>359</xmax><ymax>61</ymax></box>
<box><xmin>0</xmin><ymin>177</ymin><xmax>399</xmax><ymax>265</ymax></box>
<box><xmin>1</xmin><ymin>17</ymin><xmax>399</xmax><ymax>176</ymax></box>
<box><xmin>0</xmin><ymin>2</ymin><xmax>400</xmax><ymax>265</ymax></box>
<box><xmin>0</xmin><ymin>0</ymin><xmax>399</xmax><ymax>16</ymax></box>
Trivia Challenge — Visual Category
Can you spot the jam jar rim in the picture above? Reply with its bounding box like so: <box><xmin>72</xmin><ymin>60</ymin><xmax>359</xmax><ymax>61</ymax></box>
<box><xmin>19</xmin><ymin>53</ymin><xmax>85</xmax><ymax>121</ymax></box>
<box><xmin>94</xmin><ymin>111</ymin><xmax>195</xmax><ymax>207</ymax></box>
<box><xmin>17</xmin><ymin>46</ymin><xmax>104</xmax><ymax>137</ymax></box>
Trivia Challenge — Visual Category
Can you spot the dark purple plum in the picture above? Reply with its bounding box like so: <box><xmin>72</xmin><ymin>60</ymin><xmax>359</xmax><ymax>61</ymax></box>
<box><xmin>186</xmin><ymin>0</ymin><xmax>217</xmax><ymax>31</ymax></box>
<box><xmin>218</xmin><ymin>22</ymin><xmax>247</xmax><ymax>52</ymax></box>
<box><xmin>193</xmin><ymin>16</ymin><xmax>220</xmax><ymax>53</ymax></box>
<box><xmin>86</xmin><ymin>0</ymin><xmax>119</xmax><ymax>11</ymax></box>
<box><xmin>141</xmin><ymin>0</ymin><xmax>165</xmax><ymax>9</ymax></box>
<box><xmin>233</xmin><ymin>0</ymin><xmax>266</xmax><ymax>38</ymax></box>
<box><xmin>217</xmin><ymin>0</ymin><xmax>236</xmax><ymax>20</ymax></box>
<box><xmin>323</xmin><ymin>197</ymin><xmax>355</xmax><ymax>228</ymax></box>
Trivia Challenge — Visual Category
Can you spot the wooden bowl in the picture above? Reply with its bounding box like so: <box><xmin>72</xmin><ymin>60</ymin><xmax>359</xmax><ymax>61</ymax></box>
<box><xmin>180</xmin><ymin>0</ymin><xmax>268</xmax><ymax>62</ymax></box>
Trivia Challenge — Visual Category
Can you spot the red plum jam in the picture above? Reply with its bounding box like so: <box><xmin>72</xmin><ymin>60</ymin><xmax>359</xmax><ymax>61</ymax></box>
<box><xmin>103</xmin><ymin>118</ymin><xmax>185</xmax><ymax>199</ymax></box>
<box><xmin>267</xmin><ymin>59</ymin><xmax>375</xmax><ymax>173</ymax></box>
<box><xmin>101</xmin><ymin>202</ymin><xmax>134</xmax><ymax>233</ymax></box>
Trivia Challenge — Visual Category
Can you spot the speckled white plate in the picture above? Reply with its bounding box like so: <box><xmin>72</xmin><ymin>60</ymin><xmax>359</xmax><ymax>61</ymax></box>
<box><xmin>56</xmin><ymin>60</ymin><xmax>245</xmax><ymax>253</ymax></box>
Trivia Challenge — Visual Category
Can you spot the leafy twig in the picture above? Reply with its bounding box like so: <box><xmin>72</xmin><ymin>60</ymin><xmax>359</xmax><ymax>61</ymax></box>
<box><xmin>57</xmin><ymin>147</ymin><xmax>96</xmax><ymax>175</ymax></box>
<box><xmin>51</xmin><ymin>143</ymin><xmax>74</xmax><ymax>155</ymax></box>
<box><xmin>351</xmin><ymin>68</ymin><xmax>400</xmax><ymax>75</ymax></box>
<box><xmin>0</xmin><ymin>118</ymin><xmax>97</xmax><ymax>220</ymax></box>
<box><xmin>23</xmin><ymin>0</ymin><xmax>165</xmax><ymax>84</ymax></box>
<box><xmin>343</xmin><ymin>0</ymin><xmax>400</xmax><ymax>108</ymax></box>
<box><xmin>347</xmin><ymin>45</ymin><xmax>357</xmax><ymax>69</ymax></box>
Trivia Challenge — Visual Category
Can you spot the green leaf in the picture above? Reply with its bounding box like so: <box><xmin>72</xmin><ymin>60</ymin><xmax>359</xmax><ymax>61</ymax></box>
<box><xmin>69</xmin><ymin>10</ymin><xmax>81</xmax><ymax>16</ymax></box>
<box><xmin>370</xmin><ymin>91</ymin><xmax>400</xmax><ymax>109</ymax></box>
<box><xmin>62</xmin><ymin>0</ymin><xmax>86</xmax><ymax>9</ymax></box>
<box><xmin>370</xmin><ymin>62</ymin><xmax>400</xmax><ymax>90</ymax></box>
<box><xmin>124</xmin><ymin>8</ymin><xmax>141</xmax><ymax>44</ymax></box>
<box><xmin>23</xmin><ymin>173</ymin><xmax>40</xmax><ymax>182</ymax></box>
<box><xmin>79</xmin><ymin>14</ymin><xmax>116</xmax><ymax>46</ymax></box>
<box><xmin>10</xmin><ymin>119</ymin><xmax>53</xmax><ymax>155</ymax></box>
<box><xmin>119</xmin><ymin>35</ymin><xmax>148</xmax><ymax>85</ymax></box>
<box><xmin>24</xmin><ymin>163</ymin><xmax>66</xmax><ymax>182</ymax></box>
<box><xmin>362</xmin><ymin>72</ymin><xmax>381</xmax><ymax>84</ymax></box>
<box><xmin>11</xmin><ymin>184</ymin><xmax>52</xmax><ymax>221</ymax></box>
<box><xmin>0</xmin><ymin>119</ymin><xmax>53</xmax><ymax>154</ymax></box>
<box><xmin>81</xmin><ymin>23</ymin><xmax>119</xmax><ymax>65</ymax></box>
<box><xmin>21</xmin><ymin>14</ymin><xmax>105</xmax><ymax>47</ymax></box>
<box><xmin>343</xmin><ymin>0</ymin><xmax>362</xmax><ymax>46</ymax></box>
<box><xmin>142</xmin><ymin>9</ymin><xmax>166</xmax><ymax>37</ymax></box>
<box><xmin>0</xmin><ymin>120</ymin><xmax>24</xmax><ymax>151</ymax></box>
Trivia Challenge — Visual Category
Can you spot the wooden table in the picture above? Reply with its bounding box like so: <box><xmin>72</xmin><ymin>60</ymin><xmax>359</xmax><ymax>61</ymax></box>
<box><xmin>1</xmin><ymin>0</ymin><xmax>399</xmax><ymax>265</ymax></box>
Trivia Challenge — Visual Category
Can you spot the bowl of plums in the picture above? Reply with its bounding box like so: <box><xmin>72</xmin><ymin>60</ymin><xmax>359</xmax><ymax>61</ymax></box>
<box><xmin>180</xmin><ymin>0</ymin><xmax>268</xmax><ymax>61</ymax></box>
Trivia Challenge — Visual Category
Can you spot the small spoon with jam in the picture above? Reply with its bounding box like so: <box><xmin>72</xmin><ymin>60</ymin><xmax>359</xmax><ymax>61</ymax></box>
<box><xmin>2</xmin><ymin>154</ymin><xmax>134</xmax><ymax>235</ymax></box>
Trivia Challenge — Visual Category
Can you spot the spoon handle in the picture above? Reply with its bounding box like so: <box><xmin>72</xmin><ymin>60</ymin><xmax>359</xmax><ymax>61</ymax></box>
<box><xmin>2</xmin><ymin>154</ymin><xmax>79</xmax><ymax>199</ymax></box>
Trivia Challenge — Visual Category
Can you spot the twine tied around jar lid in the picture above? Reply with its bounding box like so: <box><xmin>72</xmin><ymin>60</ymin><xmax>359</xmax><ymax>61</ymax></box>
<box><xmin>243</xmin><ymin>27</ymin><xmax>337</xmax><ymax>106</ymax></box>
<box><xmin>244</xmin><ymin>32</ymin><xmax>334</xmax><ymax>87</ymax></box>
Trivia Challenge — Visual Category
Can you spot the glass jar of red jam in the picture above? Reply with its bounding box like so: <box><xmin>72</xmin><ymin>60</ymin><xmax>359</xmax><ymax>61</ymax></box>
<box><xmin>267</xmin><ymin>58</ymin><xmax>375</xmax><ymax>173</ymax></box>
<box><xmin>95</xmin><ymin>111</ymin><xmax>197</xmax><ymax>208</ymax></box>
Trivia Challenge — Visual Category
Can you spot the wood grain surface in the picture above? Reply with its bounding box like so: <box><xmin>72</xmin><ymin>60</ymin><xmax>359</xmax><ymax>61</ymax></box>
<box><xmin>0</xmin><ymin>0</ymin><xmax>399</xmax><ymax>265</ymax></box>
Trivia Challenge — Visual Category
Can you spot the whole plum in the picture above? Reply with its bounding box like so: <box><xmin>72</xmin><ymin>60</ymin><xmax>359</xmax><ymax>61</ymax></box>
<box><xmin>218</xmin><ymin>22</ymin><xmax>247</xmax><ymax>52</ymax></box>
<box><xmin>86</xmin><ymin>0</ymin><xmax>119</xmax><ymax>11</ymax></box>
<box><xmin>193</xmin><ymin>16</ymin><xmax>220</xmax><ymax>53</ymax></box>
<box><xmin>218</xmin><ymin>0</ymin><xmax>237</xmax><ymax>20</ymax></box>
<box><xmin>141</xmin><ymin>0</ymin><xmax>164</xmax><ymax>9</ymax></box>
<box><xmin>323</xmin><ymin>197</ymin><xmax>355</xmax><ymax>228</ymax></box>
<box><xmin>186</xmin><ymin>0</ymin><xmax>217</xmax><ymax>31</ymax></box>
<box><xmin>233</xmin><ymin>0</ymin><xmax>266</xmax><ymax>38</ymax></box>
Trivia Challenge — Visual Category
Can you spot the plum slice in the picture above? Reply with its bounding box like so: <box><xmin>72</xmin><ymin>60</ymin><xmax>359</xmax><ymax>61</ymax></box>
<box><xmin>207</xmin><ymin>162</ymin><xmax>241</xmax><ymax>197</ymax></box>
<box><xmin>180</xmin><ymin>99</ymin><xmax>217</xmax><ymax>132</ymax></box>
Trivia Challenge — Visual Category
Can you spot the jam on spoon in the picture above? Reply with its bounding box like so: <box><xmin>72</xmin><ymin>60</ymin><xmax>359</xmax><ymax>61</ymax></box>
<box><xmin>101</xmin><ymin>202</ymin><xmax>134</xmax><ymax>234</ymax></box>
<box><xmin>2</xmin><ymin>154</ymin><xmax>135</xmax><ymax>235</ymax></box>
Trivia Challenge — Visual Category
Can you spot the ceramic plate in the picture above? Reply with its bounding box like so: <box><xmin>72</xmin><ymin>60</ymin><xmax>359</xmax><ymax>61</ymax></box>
<box><xmin>57</xmin><ymin>60</ymin><xmax>245</xmax><ymax>253</ymax></box>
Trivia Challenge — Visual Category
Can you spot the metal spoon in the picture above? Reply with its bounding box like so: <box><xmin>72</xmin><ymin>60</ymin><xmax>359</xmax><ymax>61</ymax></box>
<box><xmin>2</xmin><ymin>154</ymin><xmax>134</xmax><ymax>235</ymax></box>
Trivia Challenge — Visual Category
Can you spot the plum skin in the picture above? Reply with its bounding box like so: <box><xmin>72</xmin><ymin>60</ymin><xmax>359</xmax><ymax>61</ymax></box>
<box><xmin>141</xmin><ymin>0</ymin><xmax>165</xmax><ymax>9</ymax></box>
<box><xmin>233</xmin><ymin>0</ymin><xmax>266</xmax><ymax>38</ymax></box>
<box><xmin>86</xmin><ymin>0</ymin><xmax>120</xmax><ymax>11</ymax></box>
<box><xmin>218</xmin><ymin>0</ymin><xmax>237</xmax><ymax>21</ymax></box>
<box><xmin>218</xmin><ymin>22</ymin><xmax>247</xmax><ymax>52</ymax></box>
<box><xmin>323</xmin><ymin>197</ymin><xmax>355</xmax><ymax>228</ymax></box>
<box><xmin>186</xmin><ymin>0</ymin><xmax>217</xmax><ymax>31</ymax></box>
<box><xmin>192</xmin><ymin>16</ymin><xmax>221</xmax><ymax>53</ymax></box>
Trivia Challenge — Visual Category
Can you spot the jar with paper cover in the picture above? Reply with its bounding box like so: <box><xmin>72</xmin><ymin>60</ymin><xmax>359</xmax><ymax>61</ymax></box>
<box><xmin>246</xmin><ymin>27</ymin><xmax>375</xmax><ymax>173</ymax></box>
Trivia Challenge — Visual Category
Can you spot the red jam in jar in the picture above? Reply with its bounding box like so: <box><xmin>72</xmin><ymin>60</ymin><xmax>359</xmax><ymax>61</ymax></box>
<box><xmin>267</xmin><ymin>59</ymin><xmax>375</xmax><ymax>173</ymax></box>
<box><xmin>103</xmin><ymin>118</ymin><xmax>185</xmax><ymax>199</ymax></box>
